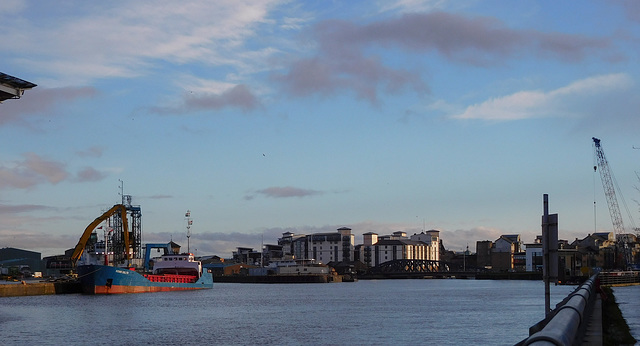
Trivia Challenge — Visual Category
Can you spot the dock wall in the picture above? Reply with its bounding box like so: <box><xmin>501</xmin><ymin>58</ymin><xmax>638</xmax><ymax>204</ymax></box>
<box><xmin>0</xmin><ymin>281</ymin><xmax>81</xmax><ymax>297</ymax></box>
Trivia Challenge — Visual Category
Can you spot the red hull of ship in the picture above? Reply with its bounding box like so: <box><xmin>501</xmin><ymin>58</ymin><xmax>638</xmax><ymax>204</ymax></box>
<box><xmin>93</xmin><ymin>285</ymin><xmax>209</xmax><ymax>294</ymax></box>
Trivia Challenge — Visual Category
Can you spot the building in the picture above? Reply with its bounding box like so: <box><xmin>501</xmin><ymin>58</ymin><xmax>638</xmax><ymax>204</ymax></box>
<box><xmin>262</xmin><ymin>244</ymin><xmax>284</xmax><ymax>265</ymax></box>
<box><xmin>0</xmin><ymin>247</ymin><xmax>42</xmax><ymax>276</ymax></box>
<box><xmin>278</xmin><ymin>231</ymin><xmax>308</xmax><ymax>260</ymax></box>
<box><xmin>570</xmin><ymin>232</ymin><xmax>617</xmax><ymax>271</ymax></box>
<box><xmin>409</xmin><ymin>230</ymin><xmax>440</xmax><ymax>261</ymax></box>
<box><xmin>308</xmin><ymin>227</ymin><xmax>355</xmax><ymax>264</ymax></box>
<box><xmin>233</xmin><ymin>247</ymin><xmax>262</xmax><ymax>265</ymax></box>
<box><xmin>0</xmin><ymin>72</ymin><xmax>37</xmax><ymax>103</ymax></box>
<box><xmin>476</xmin><ymin>240</ymin><xmax>493</xmax><ymax>269</ymax></box>
<box><xmin>474</xmin><ymin>235</ymin><xmax>523</xmax><ymax>272</ymax></box>
<box><xmin>277</xmin><ymin>227</ymin><xmax>356</xmax><ymax>264</ymax></box>
<box><xmin>355</xmin><ymin>230</ymin><xmax>441</xmax><ymax>267</ymax></box>
<box><xmin>356</xmin><ymin>232</ymin><xmax>379</xmax><ymax>267</ymax></box>
<box><xmin>525</xmin><ymin>241</ymin><xmax>543</xmax><ymax>272</ymax></box>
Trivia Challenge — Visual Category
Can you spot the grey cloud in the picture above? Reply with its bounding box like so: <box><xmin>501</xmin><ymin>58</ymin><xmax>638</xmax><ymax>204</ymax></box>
<box><xmin>274</xmin><ymin>12</ymin><xmax>612</xmax><ymax>101</ymax></box>
<box><xmin>0</xmin><ymin>204</ymin><xmax>53</xmax><ymax>214</ymax></box>
<box><xmin>76</xmin><ymin>146</ymin><xmax>104</xmax><ymax>158</ymax></box>
<box><xmin>0</xmin><ymin>153</ymin><xmax>106</xmax><ymax>189</ymax></box>
<box><xmin>255</xmin><ymin>186</ymin><xmax>322</xmax><ymax>198</ymax></box>
<box><xmin>613</xmin><ymin>0</ymin><xmax>640</xmax><ymax>22</ymax></box>
<box><xmin>22</xmin><ymin>153</ymin><xmax>68</xmax><ymax>184</ymax></box>
<box><xmin>149</xmin><ymin>84</ymin><xmax>260</xmax><ymax>114</ymax></box>
<box><xmin>0</xmin><ymin>87</ymin><xmax>98</xmax><ymax>126</ymax></box>
<box><xmin>75</xmin><ymin>166</ymin><xmax>107</xmax><ymax>182</ymax></box>
<box><xmin>148</xmin><ymin>195</ymin><xmax>173</xmax><ymax>199</ymax></box>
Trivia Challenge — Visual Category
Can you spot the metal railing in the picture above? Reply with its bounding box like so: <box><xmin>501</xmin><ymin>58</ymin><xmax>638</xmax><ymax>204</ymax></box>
<box><xmin>520</xmin><ymin>272</ymin><xmax>600</xmax><ymax>346</ymax></box>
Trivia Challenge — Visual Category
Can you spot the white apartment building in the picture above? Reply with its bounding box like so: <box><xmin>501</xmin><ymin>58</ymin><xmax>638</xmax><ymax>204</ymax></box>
<box><xmin>307</xmin><ymin>227</ymin><xmax>355</xmax><ymax>264</ymax></box>
<box><xmin>359</xmin><ymin>230</ymin><xmax>441</xmax><ymax>267</ymax></box>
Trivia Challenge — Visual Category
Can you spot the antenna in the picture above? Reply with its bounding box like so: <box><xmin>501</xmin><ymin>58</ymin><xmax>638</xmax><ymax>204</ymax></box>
<box><xmin>118</xmin><ymin>179</ymin><xmax>124</xmax><ymax>204</ymax></box>
<box><xmin>185</xmin><ymin>210</ymin><xmax>192</xmax><ymax>253</ymax></box>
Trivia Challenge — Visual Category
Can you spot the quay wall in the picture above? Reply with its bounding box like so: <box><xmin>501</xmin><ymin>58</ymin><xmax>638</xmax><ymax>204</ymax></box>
<box><xmin>599</xmin><ymin>271</ymin><xmax>640</xmax><ymax>286</ymax></box>
<box><xmin>0</xmin><ymin>281</ymin><xmax>81</xmax><ymax>297</ymax></box>
<box><xmin>214</xmin><ymin>274</ymin><xmax>329</xmax><ymax>283</ymax></box>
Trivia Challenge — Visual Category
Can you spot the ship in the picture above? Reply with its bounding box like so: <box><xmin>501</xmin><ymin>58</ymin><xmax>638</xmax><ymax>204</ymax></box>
<box><xmin>72</xmin><ymin>201</ymin><xmax>213</xmax><ymax>294</ymax></box>
<box><xmin>77</xmin><ymin>252</ymin><xmax>213</xmax><ymax>294</ymax></box>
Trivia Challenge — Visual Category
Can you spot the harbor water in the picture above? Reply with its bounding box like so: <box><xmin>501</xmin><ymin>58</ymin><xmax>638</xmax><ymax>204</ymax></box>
<box><xmin>612</xmin><ymin>285</ymin><xmax>640</xmax><ymax>340</ymax></box>
<box><xmin>0</xmin><ymin>279</ymin><xmax>636</xmax><ymax>345</ymax></box>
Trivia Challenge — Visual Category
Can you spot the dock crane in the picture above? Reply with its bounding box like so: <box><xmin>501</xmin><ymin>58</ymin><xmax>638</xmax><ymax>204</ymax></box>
<box><xmin>71</xmin><ymin>204</ymin><xmax>131</xmax><ymax>265</ymax></box>
<box><xmin>592</xmin><ymin>137</ymin><xmax>633</xmax><ymax>268</ymax></box>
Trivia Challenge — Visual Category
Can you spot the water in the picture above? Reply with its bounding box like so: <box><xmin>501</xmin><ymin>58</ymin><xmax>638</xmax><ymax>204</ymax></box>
<box><xmin>612</xmin><ymin>285</ymin><xmax>640</xmax><ymax>341</ymax></box>
<box><xmin>0</xmin><ymin>280</ymin><xmax>582</xmax><ymax>345</ymax></box>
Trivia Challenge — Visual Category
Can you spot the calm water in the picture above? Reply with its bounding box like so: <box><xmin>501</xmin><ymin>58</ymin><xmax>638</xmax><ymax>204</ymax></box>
<box><xmin>0</xmin><ymin>280</ymin><xmax>619</xmax><ymax>345</ymax></box>
<box><xmin>612</xmin><ymin>285</ymin><xmax>640</xmax><ymax>341</ymax></box>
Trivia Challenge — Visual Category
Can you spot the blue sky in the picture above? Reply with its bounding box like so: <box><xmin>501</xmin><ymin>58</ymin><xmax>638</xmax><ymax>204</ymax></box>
<box><xmin>1</xmin><ymin>0</ymin><xmax>639</xmax><ymax>257</ymax></box>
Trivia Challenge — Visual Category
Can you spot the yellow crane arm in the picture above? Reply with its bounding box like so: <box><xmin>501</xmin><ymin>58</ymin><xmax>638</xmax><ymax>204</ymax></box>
<box><xmin>71</xmin><ymin>204</ymin><xmax>130</xmax><ymax>264</ymax></box>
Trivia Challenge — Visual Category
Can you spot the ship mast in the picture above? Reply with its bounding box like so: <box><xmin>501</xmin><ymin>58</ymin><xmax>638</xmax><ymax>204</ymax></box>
<box><xmin>185</xmin><ymin>210</ymin><xmax>192</xmax><ymax>254</ymax></box>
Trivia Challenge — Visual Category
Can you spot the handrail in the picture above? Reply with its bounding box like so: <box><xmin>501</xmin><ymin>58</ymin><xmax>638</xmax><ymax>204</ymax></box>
<box><xmin>522</xmin><ymin>272</ymin><xmax>600</xmax><ymax>346</ymax></box>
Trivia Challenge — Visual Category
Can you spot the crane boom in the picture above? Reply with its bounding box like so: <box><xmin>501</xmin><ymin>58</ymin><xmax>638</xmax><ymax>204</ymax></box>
<box><xmin>71</xmin><ymin>204</ymin><xmax>130</xmax><ymax>264</ymax></box>
<box><xmin>593</xmin><ymin>137</ymin><xmax>626</xmax><ymax>236</ymax></box>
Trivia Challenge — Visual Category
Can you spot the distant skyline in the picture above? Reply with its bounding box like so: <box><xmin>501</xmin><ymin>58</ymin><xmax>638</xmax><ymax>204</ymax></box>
<box><xmin>1</xmin><ymin>0</ymin><xmax>639</xmax><ymax>257</ymax></box>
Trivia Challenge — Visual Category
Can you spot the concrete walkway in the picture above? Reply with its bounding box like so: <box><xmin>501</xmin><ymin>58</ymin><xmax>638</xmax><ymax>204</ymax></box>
<box><xmin>580</xmin><ymin>294</ymin><xmax>603</xmax><ymax>345</ymax></box>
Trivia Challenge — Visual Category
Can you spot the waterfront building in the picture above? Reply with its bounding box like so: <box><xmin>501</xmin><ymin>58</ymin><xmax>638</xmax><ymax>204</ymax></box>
<box><xmin>476</xmin><ymin>240</ymin><xmax>493</xmax><ymax>270</ymax></box>
<box><xmin>233</xmin><ymin>247</ymin><xmax>262</xmax><ymax>265</ymax></box>
<box><xmin>494</xmin><ymin>234</ymin><xmax>522</xmax><ymax>253</ymax></box>
<box><xmin>409</xmin><ymin>230</ymin><xmax>440</xmax><ymax>261</ymax></box>
<box><xmin>308</xmin><ymin>227</ymin><xmax>355</xmax><ymax>264</ymax></box>
<box><xmin>278</xmin><ymin>231</ymin><xmax>307</xmax><ymax>260</ymax></box>
<box><xmin>356</xmin><ymin>230</ymin><xmax>440</xmax><ymax>267</ymax></box>
<box><xmin>277</xmin><ymin>228</ymin><xmax>440</xmax><ymax>268</ymax></box>
<box><xmin>262</xmin><ymin>244</ymin><xmax>284</xmax><ymax>265</ymax></box>
<box><xmin>474</xmin><ymin>235</ymin><xmax>522</xmax><ymax>272</ymax></box>
<box><xmin>0</xmin><ymin>247</ymin><xmax>42</xmax><ymax>276</ymax></box>
<box><xmin>277</xmin><ymin>227</ymin><xmax>355</xmax><ymax>264</ymax></box>
<box><xmin>570</xmin><ymin>232</ymin><xmax>617</xmax><ymax>270</ymax></box>
<box><xmin>357</xmin><ymin>232</ymin><xmax>379</xmax><ymax>267</ymax></box>
<box><xmin>525</xmin><ymin>241</ymin><xmax>542</xmax><ymax>272</ymax></box>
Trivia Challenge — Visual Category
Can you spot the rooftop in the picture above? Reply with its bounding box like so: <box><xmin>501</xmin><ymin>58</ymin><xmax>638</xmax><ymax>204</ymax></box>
<box><xmin>0</xmin><ymin>72</ymin><xmax>37</xmax><ymax>102</ymax></box>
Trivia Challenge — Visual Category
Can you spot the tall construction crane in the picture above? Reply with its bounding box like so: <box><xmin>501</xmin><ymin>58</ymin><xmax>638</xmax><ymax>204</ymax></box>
<box><xmin>592</xmin><ymin>137</ymin><xmax>632</xmax><ymax>268</ymax></box>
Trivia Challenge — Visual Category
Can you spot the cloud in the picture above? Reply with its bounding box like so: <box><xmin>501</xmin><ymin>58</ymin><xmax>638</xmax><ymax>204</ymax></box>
<box><xmin>273</xmin><ymin>12</ymin><xmax>613</xmax><ymax>103</ymax></box>
<box><xmin>612</xmin><ymin>0</ymin><xmax>640</xmax><ymax>23</ymax></box>
<box><xmin>377</xmin><ymin>0</ymin><xmax>454</xmax><ymax>14</ymax></box>
<box><xmin>250</xmin><ymin>186</ymin><xmax>323</xmax><ymax>199</ymax></box>
<box><xmin>0</xmin><ymin>228</ymin><xmax>77</xmax><ymax>256</ymax></box>
<box><xmin>149</xmin><ymin>84</ymin><xmax>261</xmax><ymax>114</ymax></box>
<box><xmin>76</xmin><ymin>146</ymin><xmax>103</xmax><ymax>158</ymax></box>
<box><xmin>0</xmin><ymin>203</ymin><xmax>53</xmax><ymax>214</ymax></box>
<box><xmin>0</xmin><ymin>1</ymin><xmax>286</xmax><ymax>85</ymax></box>
<box><xmin>0</xmin><ymin>87</ymin><xmax>97</xmax><ymax>126</ymax></box>
<box><xmin>74</xmin><ymin>167</ymin><xmax>107</xmax><ymax>183</ymax></box>
<box><xmin>0</xmin><ymin>153</ymin><xmax>69</xmax><ymax>189</ymax></box>
<box><xmin>148</xmin><ymin>195</ymin><xmax>173</xmax><ymax>199</ymax></box>
<box><xmin>451</xmin><ymin>73</ymin><xmax>634</xmax><ymax>121</ymax></box>
<box><xmin>0</xmin><ymin>153</ymin><xmax>109</xmax><ymax>189</ymax></box>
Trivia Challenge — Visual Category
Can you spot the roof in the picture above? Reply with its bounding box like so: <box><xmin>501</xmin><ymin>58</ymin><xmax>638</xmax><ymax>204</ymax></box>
<box><xmin>0</xmin><ymin>72</ymin><xmax>37</xmax><ymax>102</ymax></box>
<box><xmin>375</xmin><ymin>239</ymin><xmax>428</xmax><ymax>246</ymax></box>
<box><xmin>498</xmin><ymin>235</ymin><xmax>521</xmax><ymax>243</ymax></box>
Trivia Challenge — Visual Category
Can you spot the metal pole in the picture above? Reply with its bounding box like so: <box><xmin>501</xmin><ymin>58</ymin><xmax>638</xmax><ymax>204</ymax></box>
<box><xmin>543</xmin><ymin>194</ymin><xmax>550</xmax><ymax>317</ymax></box>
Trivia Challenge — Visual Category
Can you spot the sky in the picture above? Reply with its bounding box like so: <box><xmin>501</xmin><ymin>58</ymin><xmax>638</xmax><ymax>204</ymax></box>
<box><xmin>1</xmin><ymin>0</ymin><xmax>640</xmax><ymax>258</ymax></box>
